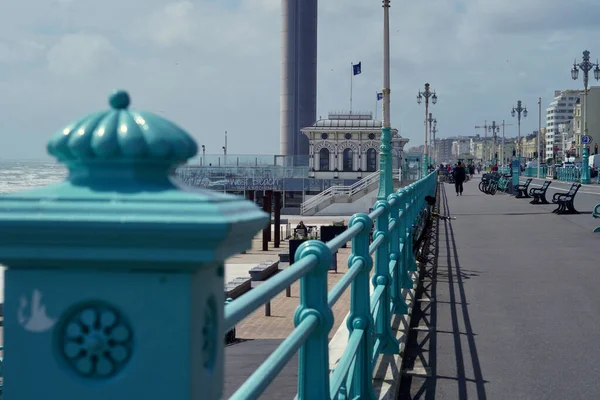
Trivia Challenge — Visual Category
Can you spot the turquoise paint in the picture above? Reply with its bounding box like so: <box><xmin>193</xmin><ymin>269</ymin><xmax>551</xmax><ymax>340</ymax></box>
<box><xmin>372</xmin><ymin>200</ymin><xmax>400</xmax><ymax>354</ymax></box>
<box><xmin>581</xmin><ymin>147</ymin><xmax>591</xmax><ymax>184</ymax></box>
<box><xmin>345</xmin><ymin>213</ymin><xmax>376</xmax><ymax>399</ymax></box>
<box><xmin>0</xmin><ymin>91</ymin><xmax>268</xmax><ymax>400</ymax></box>
<box><xmin>294</xmin><ymin>240</ymin><xmax>334</xmax><ymax>399</ymax></box>
<box><xmin>388</xmin><ymin>193</ymin><xmax>408</xmax><ymax>315</ymax></box>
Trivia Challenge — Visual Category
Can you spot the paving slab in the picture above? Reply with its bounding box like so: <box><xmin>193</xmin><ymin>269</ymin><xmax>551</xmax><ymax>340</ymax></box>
<box><xmin>401</xmin><ymin>177</ymin><xmax>600</xmax><ymax>399</ymax></box>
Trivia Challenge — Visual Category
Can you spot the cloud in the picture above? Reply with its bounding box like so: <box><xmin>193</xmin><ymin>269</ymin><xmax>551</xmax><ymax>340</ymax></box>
<box><xmin>47</xmin><ymin>33</ymin><xmax>118</xmax><ymax>76</ymax></box>
<box><xmin>0</xmin><ymin>0</ymin><xmax>599</xmax><ymax>160</ymax></box>
<box><xmin>0</xmin><ymin>40</ymin><xmax>46</xmax><ymax>65</ymax></box>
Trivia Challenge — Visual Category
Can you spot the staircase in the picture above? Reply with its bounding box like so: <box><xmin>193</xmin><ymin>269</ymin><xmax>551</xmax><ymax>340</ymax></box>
<box><xmin>300</xmin><ymin>170</ymin><xmax>400</xmax><ymax>216</ymax></box>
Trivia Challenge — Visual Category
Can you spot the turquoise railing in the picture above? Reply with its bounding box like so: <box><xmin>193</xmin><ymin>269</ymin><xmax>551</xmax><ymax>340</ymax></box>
<box><xmin>555</xmin><ymin>167</ymin><xmax>581</xmax><ymax>182</ymax></box>
<box><xmin>524</xmin><ymin>166</ymin><xmax>548</xmax><ymax>177</ymax></box>
<box><xmin>0</xmin><ymin>90</ymin><xmax>436</xmax><ymax>399</ymax></box>
<box><xmin>225</xmin><ymin>172</ymin><xmax>436</xmax><ymax>399</ymax></box>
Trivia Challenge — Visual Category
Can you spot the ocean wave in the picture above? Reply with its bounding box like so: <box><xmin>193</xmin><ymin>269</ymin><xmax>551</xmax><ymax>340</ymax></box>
<box><xmin>0</xmin><ymin>162</ymin><xmax>67</xmax><ymax>194</ymax></box>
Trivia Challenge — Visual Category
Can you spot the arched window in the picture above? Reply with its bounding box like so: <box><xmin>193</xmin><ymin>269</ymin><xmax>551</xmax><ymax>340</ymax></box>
<box><xmin>343</xmin><ymin>148</ymin><xmax>353</xmax><ymax>171</ymax></box>
<box><xmin>366</xmin><ymin>148</ymin><xmax>377</xmax><ymax>172</ymax></box>
<box><xmin>319</xmin><ymin>148</ymin><xmax>330</xmax><ymax>171</ymax></box>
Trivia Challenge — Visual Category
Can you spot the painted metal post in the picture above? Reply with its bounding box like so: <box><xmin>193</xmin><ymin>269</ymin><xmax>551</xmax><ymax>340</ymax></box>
<box><xmin>581</xmin><ymin>146</ymin><xmax>591</xmax><ymax>184</ymax></box>
<box><xmin>511</xmin><ymin>156</ymin><xmax>520</xmax><ymax>194</ymax></box>
<box><xmin>388</xmin><ymin>193</ymin><xmax>408</xmax><ymax>315</ymax></box>
<box><xmin>0</xmin><ymin>90</ymin><xmax>268</xmax><ymax>399</ymax></box>
<box><xmin>397</xmin><ymin>190</ymin><xmax>414</xmax><ymax>290</ymax></box>
<box><xmin>346</xmin><ymin>213</ymin><xmax>376</xmax><ymax>399</ymax></box>
<box><xmin>373</xmin><ymin>200</ymin><xmax>400</xmax><ymax>354</ymax></box>
<box><xmin>403</xmin><ymin>184</ymin><xmax>418</xmax><ymax>272</ymax></box>
<box><xmin>294</xmin><ymin>241</ymin><xmax>334</xmax><ymax>399</ymax></box>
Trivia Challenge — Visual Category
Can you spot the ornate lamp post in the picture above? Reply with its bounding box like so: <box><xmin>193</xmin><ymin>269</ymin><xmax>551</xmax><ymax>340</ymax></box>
<box><xmin>377</xmin><ymin>0</ymin><xmax>394</xmax><ymax>200</ymax></box>
<box><xmin>511</xmin><ymin>101</ymin><xmax>527</xmax><ymax>163</ymax></box>
<box><xmin>488</xmin><ymin>121</ymin><xmax>500</xmax><ymax>166</ymax></box>
<box><xmin>432</xmin><ymin>118</ymin><xmax>438</xmax><ymax>165</ymax></box>
<box><xmin>417</xmin><ymin>83</ymin><xmax>437</xmax><ymax>176</ymax></box>
<box><xmin>511</xmin><ymin>101</ymin><xmax>527</xmax><ymax>192</ymax></box>
<box><xmin>427</xmin><ymin>113</ymin><xmax>435</xmax><ymax>166</ymax></box>
<box><xmin>571</xmin><ymin>50</ymin><xmax>600</xmax><ymax>184</ymax></box>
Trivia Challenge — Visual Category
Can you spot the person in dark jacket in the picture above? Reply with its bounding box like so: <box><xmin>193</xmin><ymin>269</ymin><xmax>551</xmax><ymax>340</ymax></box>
<box><xmin>453</xmin><ymin>161</ymin><xmax>466</xmax><ymax>196</ymax></box>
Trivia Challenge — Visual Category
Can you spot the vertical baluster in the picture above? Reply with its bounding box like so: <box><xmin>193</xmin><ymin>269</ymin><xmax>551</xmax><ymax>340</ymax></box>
<box><xmin>295</xmin><ymin>240</ymin><xmax>334</xmax><ymax>399</ymax></box>
<box><xmin>398</xmin><ymin>190</ymin><xmax>414</xmax><ymax>291</ymax></box>
<box><xmin>388</xmin><ymin>193</ymin><xmax>408</xmax><ymax>315</ymax></box>
<box><xmin>405</xmin><ymin>185</ymin><xmax>418</xmax><ymax>272</ymax></box>
<box><xmin>373</xmin><ymin>201</ymin><xmax>400</xmax><ymax>354</ymax></box>
<box><xmin>347</xmin><ymin>214</ymin><xmax>377</xmax><ymax>399</ymax></box>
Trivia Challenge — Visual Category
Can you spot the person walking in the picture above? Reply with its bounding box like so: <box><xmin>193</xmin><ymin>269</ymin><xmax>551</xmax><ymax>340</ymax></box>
<box><xmin>453</xmin><ymin>161</ymin><xmax>466</xmax><ymax>196</ymax></box>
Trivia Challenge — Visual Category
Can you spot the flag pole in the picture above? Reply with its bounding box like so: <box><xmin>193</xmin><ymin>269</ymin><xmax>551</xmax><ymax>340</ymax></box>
<box><xmin>350</xmin><ymin>62</ymin><xmax>353</xmax><ymax>113</ymax></box>
<box><xmin>375</xmin><ymin>92</ymin><xmax>378</xmax><ymax>120</ymax></box>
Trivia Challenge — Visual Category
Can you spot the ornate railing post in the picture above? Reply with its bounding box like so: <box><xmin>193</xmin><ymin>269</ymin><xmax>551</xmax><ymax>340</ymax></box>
<box><xmin>294</xmin><ymin>241</ymin><xmax>334</xmax><ymax>399</ymax></box>
<box><xmin>373</xmin><ymin>200</ymin><xmax>400</xmax><ymax>354</ymax></box>
<box><xmin>346</xmin><ymin>213</ymin><xmax>376</xmax><ymax>399</ymax></box>
<box><xmin>0</xmin><ymin>91</ymin><xmax>268</xmax><ymax>399</ymax></box>
<box><xmin>388</xmin><ymin>193</ymin><xmax>408</xmax><ymax>315</ymax></box>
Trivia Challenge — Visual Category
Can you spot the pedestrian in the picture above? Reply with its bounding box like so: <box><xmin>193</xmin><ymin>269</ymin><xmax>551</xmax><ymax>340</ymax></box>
<box><xmin>453</xmin><ymin>161</ymin><xmax>466</xmax><ymax>196</ymax></box>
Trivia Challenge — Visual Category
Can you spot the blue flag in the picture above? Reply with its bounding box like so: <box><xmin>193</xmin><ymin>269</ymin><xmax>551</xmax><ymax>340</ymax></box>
<box><xmin>377</xmin><ymin>92</ymin><xmax>383</xmax><ymax>101</ymax></box>
<box><xmin>353</xmin><ymin>62</ymin><xmax>362</xmax><ymax>75</ymax></box>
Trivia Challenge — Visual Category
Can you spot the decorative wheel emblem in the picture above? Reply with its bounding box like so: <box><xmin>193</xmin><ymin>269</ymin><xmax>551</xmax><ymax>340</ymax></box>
<box><xmin>60</xmin><ymin>303</ymin><xmax>133</xmax><ymax>379</ymax></box>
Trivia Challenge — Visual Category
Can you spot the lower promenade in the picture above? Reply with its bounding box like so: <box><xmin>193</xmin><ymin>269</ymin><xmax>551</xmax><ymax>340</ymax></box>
<box><xmin>401</xmin><ymin>176</ymin><xmax>600</xmax><ymax>399</ymax></box>
<box><xmin>224</xmin><ymin>217</ymin><xmax>354</xmax><ymax>398</ymax></box>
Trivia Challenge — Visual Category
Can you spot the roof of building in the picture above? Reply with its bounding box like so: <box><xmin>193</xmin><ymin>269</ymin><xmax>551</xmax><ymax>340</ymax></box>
<box><xmin>307</xmin><ymin>118</ymin><xmax>384</xmax><ymax>129</ymax></box>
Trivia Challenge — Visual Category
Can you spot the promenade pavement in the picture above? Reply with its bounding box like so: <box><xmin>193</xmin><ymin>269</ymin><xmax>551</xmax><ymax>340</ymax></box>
<box><xmin>401</xmin><ymin>176</ymin><xmax>600</xmax><ymax>399</ymax></box>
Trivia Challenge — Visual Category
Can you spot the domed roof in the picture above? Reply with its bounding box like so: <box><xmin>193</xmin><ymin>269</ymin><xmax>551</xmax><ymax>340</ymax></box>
<box><xmin>47</xmin><ymin>90</ymin><xmax>197</xmax><ymax>165</ymax></box>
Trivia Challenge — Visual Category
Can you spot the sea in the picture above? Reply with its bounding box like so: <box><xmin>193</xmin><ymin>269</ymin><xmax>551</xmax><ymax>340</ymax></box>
<box><xmin>0</xmin><ymin>161</ymin><xmax>67</xmax><ymax>194</ymax></box>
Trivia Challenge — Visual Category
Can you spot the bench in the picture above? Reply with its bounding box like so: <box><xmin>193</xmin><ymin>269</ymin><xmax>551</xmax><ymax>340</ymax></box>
<box><xmin>551</xmin><ymin>183</ymin><xmax>581</xmax><ymax>214</ymax></box>
<box><xmin>529</xmin><ymin>180</ymin><xmax>552</xmax><ymax>204</ymax></box>
<box><xmin>515</xmin><ymin>178</ymin><xmax>533</xmax><ymax>198</ymax></box>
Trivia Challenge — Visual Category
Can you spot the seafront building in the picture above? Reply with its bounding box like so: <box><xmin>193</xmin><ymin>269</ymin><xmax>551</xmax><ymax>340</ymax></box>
<box><xmin>545</xmin><ymin>89</ymin><xmax>580</xmax><ymax>158</ymax></box>
<box><xmin>177</xmin><ymin>111</ymin><xmax>409</xmax><ymax>214</ymax></box>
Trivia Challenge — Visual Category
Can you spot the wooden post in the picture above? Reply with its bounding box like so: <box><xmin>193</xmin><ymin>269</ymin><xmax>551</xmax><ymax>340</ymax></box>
<box><xmin>274</xmin><ymin>191</ymin><xmax>281</xmax><ymax>248</ymax></box>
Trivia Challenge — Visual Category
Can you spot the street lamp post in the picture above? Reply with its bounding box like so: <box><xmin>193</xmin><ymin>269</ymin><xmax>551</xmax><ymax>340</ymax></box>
<box><xmin>377</xmin><ymin>0</ymin><xmax>394</xmax><ymax>201</ymax></box>
<box><xmin>432</xmin><ymin>119</ymin><xmax>438</xmax><ymax>165</ymax></box>
<box><xmin>511</xmin><ymin>101</ymin><xmax>527</xmax><ymax>192</ymax></box>
<box><xmin>202</xmin><ymin>144</ymin><xmax>206</xmax><ymax>166</ymax></box>
<box><xmin>427</xmin><ymin>113</ymin><xmax>434</xmax><ymax>166</ymax></box>
<box><xmin>488</xmin><ymin>121</ymin><xmax>500</xmax><ymax>166</ymax></box>
<box><xmin>571</xmin><ymin>50</ymin><xmax>600</xmax><ymax>184</ymax></box>
<box><xmin>417</xmin><ymin>83</ymin><xmax>437</xmax><ymax>176</ymax></box>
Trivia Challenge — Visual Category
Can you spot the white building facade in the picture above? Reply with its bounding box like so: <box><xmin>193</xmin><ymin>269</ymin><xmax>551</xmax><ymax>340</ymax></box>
<box><xmin>301</xmin><ymin>112</ymin><xmax>408</xmax><ymax>180</ymax></box>
<box><xmin>452</xmin><ymin>137</ymin><xmax>470</xmax><ymax>157</ymax></box>
<box><xmin>545</xmin><ymin>90</ymin><xmax>580</xmax><ymax>157</ymax></box>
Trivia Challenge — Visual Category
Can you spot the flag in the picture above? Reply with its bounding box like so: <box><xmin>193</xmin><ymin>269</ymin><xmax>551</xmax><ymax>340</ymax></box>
<box><xmin>377</xmin><ymin>92</ymin><xmax>383</xmax><ymax>101</ymax></box>
<box><xmin>353</xmin><ymin>62</ymin><xmax>362</xmax><ymax>75</ymax></box>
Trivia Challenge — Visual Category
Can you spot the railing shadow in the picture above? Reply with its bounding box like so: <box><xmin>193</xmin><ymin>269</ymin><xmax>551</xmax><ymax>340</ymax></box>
<box><xmin>399</xmin><ymin>183</ymin><xmax>488</xmax><ymax>399</ymax></box>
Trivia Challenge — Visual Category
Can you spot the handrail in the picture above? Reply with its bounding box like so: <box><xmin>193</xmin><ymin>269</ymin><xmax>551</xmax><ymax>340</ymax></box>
<box><xmin>225</xmin><ymin>171</ymin><xmax>437</xmax><ymax>399</ymax></box>
<box><xmin>301</xmin><ymin>169</ymin><xmax>401</xmax><ymax>215</ymax></box>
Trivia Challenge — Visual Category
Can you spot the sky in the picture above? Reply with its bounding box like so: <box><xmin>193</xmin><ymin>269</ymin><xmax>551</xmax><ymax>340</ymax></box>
<box><xmin>0</xmin><ymin>0</ymin><xmax>600</xmax><ymax>160</ymax></box>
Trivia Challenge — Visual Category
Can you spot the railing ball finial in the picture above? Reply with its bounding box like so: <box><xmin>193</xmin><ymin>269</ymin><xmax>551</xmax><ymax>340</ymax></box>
<box><xmin>109</xmin><ymin>90</ymin><xmax>131</xmax><ymax>110</ymax></box>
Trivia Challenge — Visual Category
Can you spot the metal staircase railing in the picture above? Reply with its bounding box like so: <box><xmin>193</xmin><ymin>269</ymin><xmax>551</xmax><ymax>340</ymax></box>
<box><xmin>300</xmin><ymin>170</ymin><xmax>400</xmax><ymax>215</ymax></box>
